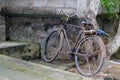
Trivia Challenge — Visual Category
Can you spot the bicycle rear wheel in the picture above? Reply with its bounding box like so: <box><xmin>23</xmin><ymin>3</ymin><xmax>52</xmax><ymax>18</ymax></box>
<box><xmin>42</xmin><ymin>29</ymin><xmax>63</xmax><ymax>63</ymax></box>
<box><xmin>75</xmin><ymin>36</ymin><xmax>106</xmax><ymax>77</ymax></box>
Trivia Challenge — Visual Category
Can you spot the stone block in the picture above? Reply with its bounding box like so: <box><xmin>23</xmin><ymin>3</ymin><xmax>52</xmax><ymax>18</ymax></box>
<box><xmin>0</xmin><ymin>42</ymin><xmax>40</xmax><ymax>60</ymax></box>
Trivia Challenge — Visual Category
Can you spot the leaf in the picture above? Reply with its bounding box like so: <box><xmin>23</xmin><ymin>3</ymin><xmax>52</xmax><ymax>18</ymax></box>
<box><xmin>101</xmin><ymin>0</ymin><xmax>119</xmax><ymax>19</ymax></box>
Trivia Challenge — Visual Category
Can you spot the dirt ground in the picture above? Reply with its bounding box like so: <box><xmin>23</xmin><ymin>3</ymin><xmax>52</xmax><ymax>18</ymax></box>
<box><xmin>30</xmin><ymin>59</ymin><xmax>120</xmax><ymax>80</ymax></box>
<box><xmin>68</xmin><ymin>61</ymin><xmax>120</xmax><ymax>80</ymax></box>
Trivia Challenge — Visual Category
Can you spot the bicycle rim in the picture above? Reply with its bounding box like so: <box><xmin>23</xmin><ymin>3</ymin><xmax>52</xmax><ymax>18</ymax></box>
<box><xmin>75</xmin><ymin>36</ymin><xmax>106</xmax><ymax>77</ymax></box>
<box><xmin>43</xmin><ymin>29</ymin><xmax>63</xmax><ymax>63</ymax></box>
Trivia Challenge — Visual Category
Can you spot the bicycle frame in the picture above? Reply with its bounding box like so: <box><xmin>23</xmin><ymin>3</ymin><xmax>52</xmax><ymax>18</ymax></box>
<box><xmin>60</xmin><ymin>24</ymin><xmax>86</xmax><ymax>55</ymax></box>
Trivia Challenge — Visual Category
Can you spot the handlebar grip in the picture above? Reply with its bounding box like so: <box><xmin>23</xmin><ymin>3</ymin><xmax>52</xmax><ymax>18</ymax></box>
<box><xmin>96</xmin><ymin>29</ymin><xmax>109</xmax><ymax>36</ymax></box>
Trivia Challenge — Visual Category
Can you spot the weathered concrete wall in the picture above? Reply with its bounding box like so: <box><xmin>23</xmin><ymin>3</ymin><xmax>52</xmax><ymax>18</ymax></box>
<box><xmin>1</xmin><ymin>0</ymin><xmax>93</xmax><ymax>17</ymax></box>
<box><xmin>6</xmin><ymin>17</ymin><xmax>61</xmax><ymax>43</ymax></box>
<box><xmin>0</xmin><ymin>0</ymin><xmax>118</xmax><ymax>16</ymax></box>
<box><xmin>5</xmin><ymin>16</ymin><xmax>80</xmax><ymax>59</ymax></box>
<box><xmin>0</xmin><ymin>0</ymin><xmax>6</xmax><ymax>41</ymax></box>
<box><xmin>0</xmin><ymin>0</ymin><xmax>4</xmax><ymax>10</ymax></box>
<box><xmin>5</xmin><ymin>15</ymin><xmax>79</xmax><ymax>42</ymax></box>
<box><xmin>0</xmin><ymin>15</ymin><xmax>5</xmax><ymax>41</ymax></box>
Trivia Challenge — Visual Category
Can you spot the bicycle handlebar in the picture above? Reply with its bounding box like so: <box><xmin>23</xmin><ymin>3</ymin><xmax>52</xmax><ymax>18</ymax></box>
<box><xmin>84</xmin><ymin>29</ymin><xmax>109</xmax><ymax>36</ymax></box>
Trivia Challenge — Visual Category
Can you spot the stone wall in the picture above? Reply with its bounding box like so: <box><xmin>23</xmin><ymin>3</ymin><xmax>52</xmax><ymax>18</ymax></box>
<box><xmin>1</xmin><ymin>0</ymin><xmax>88</xmax><ymax>17</ymax></box>
<box><xmin>0</xmin><ymin>0</ymin><xmax>5</xmax><ymax>41</ymax></box>
<box><xmin>0</xmin><ymin>15</ymin><xmax>5</xmax><ymax>41</ymax></box>
<box><xmin>5</xmin><ymin>16</ymin><xmax>79</xmax><ymax>43</ymax></box>
<box><xmin>0</xmin><ymin>0</ymin><xmax>4</xmax><ymax>11</ymax></box>
<box><xmin>6</xmin><ymin>17</ymin><xmax>61</xmax><ymax>43</ymax></box>
<box><xmin>5</xmin><ymin>16</ymin><xmax>80</xmax><ymax>59</ymax></box>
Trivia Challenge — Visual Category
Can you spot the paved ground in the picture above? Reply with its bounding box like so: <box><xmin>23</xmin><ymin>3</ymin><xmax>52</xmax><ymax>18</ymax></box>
<box><xmin>0</xmin><ymin>55</ymin><xmax>94</xmax><ymax>80</ymax></box>
<box><xmin>0</xmin><ymin>42</ymin><xmax>28</xmax><ymax>48</ymax></box>
<box><xmin>30</xmin><ymin>59</ymin><xmax>75</xmax><ymax>70</ymax></box>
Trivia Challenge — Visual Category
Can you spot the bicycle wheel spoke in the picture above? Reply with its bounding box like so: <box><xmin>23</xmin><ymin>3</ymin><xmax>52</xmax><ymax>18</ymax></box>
<box><xmin>86</xmin><ymin>57</ymin><xmax>92</xmax><ymax>74</ymax></box>
<box><xmin>85</xmin><ymin>40</ymin><xmax>88</xmax><ymax>55</ymax></box>
<box><xmin>87</xmin><ymin>40</ymin><xmax>93</xmax><ymax>52</ymax></box>
<box><xmin>77</xmin><ymin>53</ymin><xmax>86</xmax><ymax>57</ymax></box>
<box><xmin>93</xmin><ymin>57</ymin><xmax>98</xmax><ymax>67</ymax></box>
<box><xmin>50</xmin><ymin>46</ymin><xmax>59</xmax><ymax>52</ymax></box>
<box><xmin>92</xmin><ymin>50</ymin><xmax>102</xmax><ymax>54</ymax></box>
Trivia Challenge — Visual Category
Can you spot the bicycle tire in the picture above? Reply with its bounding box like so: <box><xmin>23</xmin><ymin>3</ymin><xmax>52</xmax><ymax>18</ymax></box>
<box><xmin>42</xmin><ymin>28</ymin><xmax>63</xmax><ymax>63</ymax></box>
<box><xmin>75</xmin><ymin>35</ymin><xmax>106</xmax><ymax>77</ymax></box>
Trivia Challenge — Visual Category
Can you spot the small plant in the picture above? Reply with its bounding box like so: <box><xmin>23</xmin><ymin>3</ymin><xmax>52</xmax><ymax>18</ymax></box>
<box><xmin>101</xmin><ymin>0</ymin><xmax>120</xmax><ymax>18</ymax></box>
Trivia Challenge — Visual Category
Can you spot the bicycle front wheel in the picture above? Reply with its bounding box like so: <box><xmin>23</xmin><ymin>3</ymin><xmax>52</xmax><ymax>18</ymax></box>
<box><xmin>42</xmin><ymin>29</ymin><xmax>63</xmax><ymax>63</ymax></box>
<box><xmin>75</xmin><ymin>36</ymin><xmax>106</xmax><ymax>77</ymax></box>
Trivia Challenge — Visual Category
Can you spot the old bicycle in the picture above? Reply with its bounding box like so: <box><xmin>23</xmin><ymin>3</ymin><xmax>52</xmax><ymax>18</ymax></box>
<box><xmin>42</xmin><ymin>14</ymin><xmax>108</xmax><ymax>77</ymax></box>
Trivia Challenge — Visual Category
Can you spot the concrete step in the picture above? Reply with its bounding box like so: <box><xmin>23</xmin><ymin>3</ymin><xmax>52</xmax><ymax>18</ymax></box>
<box><xmin>0</xmin><ymin>55</ymin><xmax>93</xmax><ymax>80</ymax></box>
<box><xmin>0</xmin><ymin>42</ymin><xmax>40</xmax><ymax>60</ymax></box>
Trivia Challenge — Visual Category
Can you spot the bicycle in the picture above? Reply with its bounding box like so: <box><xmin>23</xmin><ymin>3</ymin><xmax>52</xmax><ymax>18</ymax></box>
<box><xmin>42</xmin><ymin>15</ymin><xmax>108</xmax><ymax>77</ymax></box>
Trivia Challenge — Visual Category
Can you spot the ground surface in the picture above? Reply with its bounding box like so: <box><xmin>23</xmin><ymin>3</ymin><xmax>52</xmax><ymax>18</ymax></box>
<box><xmin>31</xmin><ymin>59</ymin><xmax>120</xmax><ymax>80</ymax></box>
<box><xmin>103</xmin><ymin>61</ymin><xmax>120</xmax><ymax>79</ymax></box>
<box><xmin>1</xmin><ymin>54</ymin><xmax>120</xmax><ymax>80</ymax></box>
<box><xmin>68</xmin><ymin>61</ymin><xmax>120</xmax><ymax>80</ymax></box>
<box><xmin>0</xmin><ymin>55</ymin><xmax>93</xmax><ymax>80</ymax></box>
